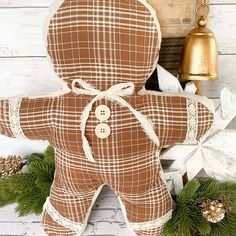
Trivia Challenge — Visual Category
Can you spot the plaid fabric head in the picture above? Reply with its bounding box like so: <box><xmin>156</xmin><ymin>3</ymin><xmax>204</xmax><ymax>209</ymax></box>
<box><xmin>46</xmin><ymin>0</ymin><xmax>161</xmax><ymax>91</ymax></box>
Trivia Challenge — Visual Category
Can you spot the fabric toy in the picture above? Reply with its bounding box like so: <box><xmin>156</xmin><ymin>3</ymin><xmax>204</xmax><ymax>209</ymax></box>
<box><xmin>0</xmin><ymin>0</ymin><xmax>215</xmax><ymax>235</ymax></box>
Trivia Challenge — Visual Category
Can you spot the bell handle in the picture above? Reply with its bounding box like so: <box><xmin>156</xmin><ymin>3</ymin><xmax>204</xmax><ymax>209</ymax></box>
<box><xmin>196</xmin><ymin>1</ymin><xmax>209</xmax><ymax>18</ymax></box>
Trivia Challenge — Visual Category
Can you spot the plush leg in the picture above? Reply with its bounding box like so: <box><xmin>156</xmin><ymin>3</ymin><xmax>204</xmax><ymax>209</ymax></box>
<box><xmin>43</xmin><ymin>176</ymin><xmax>103</xmax><ymax>236</ymax></box>
<box><xmin>117</xmin><ymin>175</ymin><xmax>173</xmax><ymax>236</ymax></box>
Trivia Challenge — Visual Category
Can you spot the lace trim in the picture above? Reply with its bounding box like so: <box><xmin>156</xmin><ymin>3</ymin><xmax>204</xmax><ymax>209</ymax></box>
<box><xmin>43</xmin><ymin>197</ymin><xmax>83</xmax><ymax>234</ymax></box>
<box><xmin>9</xmin><ymin>98</ymin><xmax>27</xmax><ymax>139</ymax></box>
<box><xmin>184</xmin><ymin>98</ymin><xmax>198</xmax><ymax>144</ymax></box>
<box><xmin>130</xmin><ymin>210</ymin><xmax>172</xmax><ymax>231</ymax></box>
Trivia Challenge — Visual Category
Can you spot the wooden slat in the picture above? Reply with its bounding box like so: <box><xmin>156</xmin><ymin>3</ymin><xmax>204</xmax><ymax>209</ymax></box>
<box><xmin>0</xmin><ymin>0</ymin><xmax>53</xmax><ymax>7</ymax></box>
<box><xmin>209</xmin><ymin>4</ymin><xmax>236</xmax><ymax>55</ymax></box>
<box><xmin>0</xmin><ymin>0</ymin><xmax>235</xmax><ymax>7</ymax></box>
<box><xmin>84</xmin><ymin>222</ymin><xmax>133</xmax><ymax>236</ymax></box>
<box><xmin>0</xmin><ymin>8</ymin><xmax>48</xmax><ymax>57</ymax></box>
<box><xmin>202</xmin><ymin>55</ymin><xmax>236</xmax><ymax>98</ymax></box>
<box><xmin>0</xmin><ymin>58</ymin><xmax>62</xmax><ymax>97</ymax></box>
<box><xmin>0</xmin><ymin>55</ymin><xmax>235</xmax><ymax>98</ymax></box>
<box><xmin>211</xmin><ymin>0</ymin><xmax>236</xmax><ymax>4</ymax></box>
<box><xmin>0</xmin><ymin>221</ymin><xmax>132</xmax><ymax>236</ymax></box>
<box><xmin>0</xmin><ymin>4</ymin><xmax>236</xmax><ymax>56</ymax></box>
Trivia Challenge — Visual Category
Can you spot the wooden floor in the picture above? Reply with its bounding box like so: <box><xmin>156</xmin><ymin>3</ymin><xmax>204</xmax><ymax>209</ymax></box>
<box><xmin>0</xmin><ymin>186</ymin><xmax>135</xmax><ymax>236</ymax></box>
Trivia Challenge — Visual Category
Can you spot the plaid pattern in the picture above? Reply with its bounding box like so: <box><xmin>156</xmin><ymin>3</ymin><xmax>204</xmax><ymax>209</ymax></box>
<box><xmin>47</xmin><ymin>0</ymin><xmax>160</xmax><ymax>92</ymax></box>
<box><xmin>0</xmin><ymin>94</ymin><xmax>214</xmax><ymax>236</ymax></box>
<box><xmin>0</xmin><ymin>0</ymin><xmax>215</xmax><ymax>235</ymax></box>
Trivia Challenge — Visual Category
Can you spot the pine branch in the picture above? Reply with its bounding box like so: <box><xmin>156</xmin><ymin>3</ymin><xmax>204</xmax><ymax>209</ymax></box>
<box><xmin>209</xmin><ymin>214</ymin><xmax>236</xmax><ymax>236</ymax></box>
<box><xmin>16</xmin><ymin>186</ymin><xmax>46</xmax><ymax>216</ymax></box>
<box><xmin>174</xmin><ymin>203</ymin><xmax>193</xmax><ymax>236</ymax></box>
<box><xmin>177</xmin><ymin>179</ymin><xmax>200</xmax><ymax>203</ymax></box>
<box><xmin>35</xmin><ymin>179</ymin><xmax>51</xmax><ymax>196</ymax></box>
<box><xmin>190</xmin><ymin>205</ymin><xmax>211</xmax><ymax>235</ymax></box>
<box><xmin>44</xmin><ymin>145</ymin><xmax>55</xmax><ymax>165</ymax></box>
<box><xmin>164</xmin><ymin>178</ymin><xmax>236</xmax><ymax>236</ymax></box>
<box><xmin>0</xmin><ymin>146</ymin><xmax>55</xmax><ymax>216</ymax></box>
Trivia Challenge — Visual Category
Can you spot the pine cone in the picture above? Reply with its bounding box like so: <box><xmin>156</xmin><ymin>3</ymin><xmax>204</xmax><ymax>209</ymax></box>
<box><xmin>0</xmin><ymin>155</ymin><xmax>25</xmax><ymax>177</ymax></box>
<box><xmin>201</xmin><ymin>199</ymin><xmax>227</xmax><ymax>223</ymax></box>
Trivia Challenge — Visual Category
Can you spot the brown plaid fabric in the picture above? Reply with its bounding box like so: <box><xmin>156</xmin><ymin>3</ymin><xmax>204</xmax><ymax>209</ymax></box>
<box><xmin>47</xmin><ymin>0</ymin><xmax>160</xmax><ymax>92</ymax></box>
<box><xmin>0</xmin><ymin>0</ymin><xmax>214</xmax><ymax>235</ymax></box>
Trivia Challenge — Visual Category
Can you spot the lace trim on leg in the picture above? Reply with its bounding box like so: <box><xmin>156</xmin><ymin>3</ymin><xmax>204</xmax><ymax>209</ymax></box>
<box><xmin>9</xmin><ymin>98</ymin><xmax>27</xmax><ymax>139</ymax></box>
<box><xmin>43</xmin><ymin>197</ymin><xmax>83</xmax><ymax>235</ymax></box>
<box><xmin>184</xmin><ymin>98</ymin><xmax>198</xmax><ymax>144</ymax></box>
<box><xmin>130</xmin><ymin>210</ymin><xmax>172</xmax><ymax>231</ymax></box>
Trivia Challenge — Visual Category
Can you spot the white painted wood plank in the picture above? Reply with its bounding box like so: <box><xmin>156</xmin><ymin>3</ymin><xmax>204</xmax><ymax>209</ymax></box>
<box><xmin>0</xmin><ymin>0</ymin><xmax>53</xmax><ymax>7</ymax></box>
<box><xmin>0</xmin><ymin>222</ymin><xmax>29</xmax><ymax>235</ymax></box>
<box><xmin>202</xmin><ymin>55</ymin><xmax>236</xmax><ymax>98</ymax></box>
<box><xmin>0</xmin><ymin>0</ymin><xmax>235</xmax><ymax>7</ymax></box>
<box><xmin>0</xmin><ymin>221</ymin><xmax>133</xmax><ymax>236</ymax></box>
<box><xmin>0</xmin><ymin>5</ymin><xmax>236</xmax><ymax>56</ymax></box>
<box><xmin>209</xmin><ymin>5</ymin><xmax>236</xmax><ymax>55</ymax></box>
<box><xmin>0</xmin><ymin>54</ymin><xmax>235</xmax><ymax>99</ymax></box>
<box><xmin>0</xmin><ymin>135</ymin><xmax>49</xmax><ymax>157</ymax></box>
<box><xmin>26</xmin><ymin>222</ymin><xmax>47</xmax><ymax>236</ymax></box>
<box><xmin>84</xmin><ymin>222</ymin><xmax>133</xmax><ymax>236</ymax></box>
<box><xmin>0</xmin><ymin>58</ymin><xmax>62</xmax><ymax>97</ymax></box>
<box><xmin>0</xmin><ymin>8</ymin><xmax>48</xmax><ymax>57</ymax></box>
<box><xmin>211</xmin><ymin>0</ymin><xmax>236</xmax><ymax>4</ymax></box>
<box><xmin>0</xmin><ymin>205</ymin><xmax>42</xmax><ymax>222</ymax></box>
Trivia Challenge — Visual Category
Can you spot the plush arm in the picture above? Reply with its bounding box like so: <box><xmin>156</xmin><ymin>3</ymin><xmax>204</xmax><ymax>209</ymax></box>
<box><xmin>0</xmin><ymin>96</ymin><xmax>55</xmax><ymax>141</ymax></box>
<box><xmin>143</xmin><ymin>92</ymin><xmax>215</xmax><ymax>147</ymax></box>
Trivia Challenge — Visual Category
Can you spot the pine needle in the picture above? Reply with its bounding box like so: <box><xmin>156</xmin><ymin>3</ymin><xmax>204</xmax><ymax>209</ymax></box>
<box><xmin>0</xmin><ymin>146</ymin><xmax>55</xmax><ymax>216</ymax></box>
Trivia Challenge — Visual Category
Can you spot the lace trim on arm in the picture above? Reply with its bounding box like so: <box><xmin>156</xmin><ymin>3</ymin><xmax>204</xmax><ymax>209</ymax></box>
<box><xmin>9</xmin><ymin>98</ymin><xmax>27</xmax><ymax>139</ymax></box>
<box><xmin>129</xmin><ymin>210</ymin><xmax>172</xmax><ymax>231</ymax></box>
<box><xmin>43</xmin><ymin>197</ymin><xmax>83</xmax><ymax>234</ymax></box>
<box><xmin>184</xmin><ymin>98</ymin><xmax>198</xmax><ymax>144</ymax></box>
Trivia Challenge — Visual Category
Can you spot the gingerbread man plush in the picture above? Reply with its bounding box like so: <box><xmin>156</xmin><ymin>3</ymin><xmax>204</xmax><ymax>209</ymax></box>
<box><xmin>0</xmin><ymin>0</ymin><xmax>214</xmax><ymax>235</ymax></box>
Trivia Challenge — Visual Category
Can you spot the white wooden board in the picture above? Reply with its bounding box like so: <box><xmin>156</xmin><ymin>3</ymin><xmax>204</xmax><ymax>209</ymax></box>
<box><xmin>0</xmin><ymin>8</ymin><xmax>48</xmax><ymax>57</ymax></box>
<box><xmin>0</xmin><ymin>56</ymin><xmax>234</xmax><ymax>99</ymax></box>
<box><xmin>0</xmin><ymin>58</ymin><xmax>62</xmax><ymax>97</ymax></box>
<box><xmin>202</xmin><ymin>55</ymin><xmax>236</xmax><ymax>98</ymax></box>
<box><xmin>0</xmin><ymin>5</ymin><xmax>235</xmax><ymax>56</ymax></box>
<box><xmin>0</xmin><ymin>0</ymin><xmax>54</xmax><ymax>7</ymax></box>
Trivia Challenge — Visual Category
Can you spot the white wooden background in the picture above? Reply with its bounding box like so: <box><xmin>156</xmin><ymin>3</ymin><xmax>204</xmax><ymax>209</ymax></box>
<box><xmin>0</xmin><ymin>0</ymin><xmax>236</xmax><ymax>235</ymax></box>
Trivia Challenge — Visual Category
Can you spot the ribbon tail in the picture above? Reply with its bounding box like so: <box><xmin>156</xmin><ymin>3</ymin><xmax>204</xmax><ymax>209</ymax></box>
<box><xmin>112</xmin><ymin>95</ymin><xmax>160</xmax><ymax>147</ymax></box>
<box><xmin>140</xmin><ymin>117</ymin><xmax>160</xmax><ymax>147</ymax></box>
<box><xmin>82</xmin><ymin>137</ymin><xmax>96</xmax><ymax>162</ymax></box>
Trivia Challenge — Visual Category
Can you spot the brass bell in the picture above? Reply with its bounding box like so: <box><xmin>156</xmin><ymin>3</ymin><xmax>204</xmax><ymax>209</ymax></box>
<box><xmin>179</xmin><ymin>3</ymin><xmax>218</xmax><ymax>84</ymax></box>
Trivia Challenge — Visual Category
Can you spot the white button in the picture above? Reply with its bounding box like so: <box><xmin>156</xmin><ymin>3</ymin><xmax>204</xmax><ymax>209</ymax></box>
<box><xmin>95</xmin><ymin>123</ymin><xmax>111</xmax><ymax>139</ymax></box>
<box><xmin>95</xmin><ymin>105</ymin><xmax>111</xmax><ymax>121</ymax></box>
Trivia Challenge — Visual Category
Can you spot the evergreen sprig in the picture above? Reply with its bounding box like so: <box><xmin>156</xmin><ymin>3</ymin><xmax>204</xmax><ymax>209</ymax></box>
<box><xmin>163</xmin><ymin>177</ymin><xmax>236</xmax><ymax>236</ymax></box>
<box><xmin>0</xmin><ymin>145</ymin><xmax>55</xmax><ymax>216</ymax></box>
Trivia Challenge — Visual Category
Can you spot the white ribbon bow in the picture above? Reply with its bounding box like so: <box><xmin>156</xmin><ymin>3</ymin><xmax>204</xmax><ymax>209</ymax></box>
<box><xmin>72</xmin><ymin>79</ymin><xmax>160</xmax><ymax>162</ymax></box>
